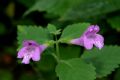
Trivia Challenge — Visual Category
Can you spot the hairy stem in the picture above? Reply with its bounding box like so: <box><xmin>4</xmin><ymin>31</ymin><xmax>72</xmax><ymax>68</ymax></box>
<box><xmin>55</xmin><ymin>35</ymin><xmax>60</xmax><ymax>59</ymax></box>
<box><xmin>51</xmin><ymin>53</ymin><xmax>59</xmax><ymax>63</ymax></box>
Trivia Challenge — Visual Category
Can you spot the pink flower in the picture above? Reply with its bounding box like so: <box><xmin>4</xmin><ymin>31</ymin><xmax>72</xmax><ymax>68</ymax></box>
<box><xmin>17</xmin><ymin>40</ymin><xmax>47</xmax><ymax>64</ymax></box>
<box><xmin>70</xmin><ymin>25</ymin><xmax>104</xmax><ymax>50</ymax></box>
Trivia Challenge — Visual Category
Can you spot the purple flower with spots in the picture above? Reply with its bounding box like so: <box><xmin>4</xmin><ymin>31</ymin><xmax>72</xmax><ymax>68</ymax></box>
<box><xmin>70</xmin><ymin>25</ymin><xmax>104</xmax><ymax>50</ymax></box>
<box><xmin>17</xmin><ymin>40</ymin><xmax>47</xmax><ymax>64</ymax></box>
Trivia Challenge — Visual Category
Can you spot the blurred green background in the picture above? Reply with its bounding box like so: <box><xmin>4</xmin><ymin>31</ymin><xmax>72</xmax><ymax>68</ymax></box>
<box><xmin>0</xmin><ymin>0</ymin><xmax>120</xmax><ymax>80</ymax></box>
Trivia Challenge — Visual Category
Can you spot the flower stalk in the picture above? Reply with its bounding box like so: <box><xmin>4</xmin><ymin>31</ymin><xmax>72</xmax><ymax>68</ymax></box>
<box><xmin>55</xmin><ymin>35</ymin><xmax>60</xmax><ymax>59</ymax></box>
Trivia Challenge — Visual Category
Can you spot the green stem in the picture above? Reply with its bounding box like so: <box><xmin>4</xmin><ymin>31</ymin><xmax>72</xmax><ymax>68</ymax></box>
<box><xmin>55</xmin><ymin>35</ymin><xmax>60</xmax><ymax>59</ymax></box>
<box><xmin>51</xmin><ymin>53</ymin><xmax>59</xmax><ymax>63</ymax></box>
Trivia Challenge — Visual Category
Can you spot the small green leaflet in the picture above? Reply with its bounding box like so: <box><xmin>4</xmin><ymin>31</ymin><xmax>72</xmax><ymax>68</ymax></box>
<box><xmin>47</xmin><ymin>24</ymin><xmax>61</xmax><ymax>35</ymax></box>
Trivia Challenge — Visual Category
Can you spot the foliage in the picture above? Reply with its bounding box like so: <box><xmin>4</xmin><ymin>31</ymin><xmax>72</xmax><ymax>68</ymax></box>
<box><xmin>56</xmin><ymin>59</ymin><xmax>96</xmax><ymax>80</ymax></box>
<box><xmin>0</xmin><ymin>0</ymin><xmax>120</xmax><ymax>80</ymax></box>
<box><xmin>17</xmin><ymin>21</ymin><xmax>120</xmax><ymax>80</ymax></box>
<box><xmin>82</xmin><ymin>46</ymin><xmax>120</xmax><ymax>77</ymax></box>
<box><xmin>17</xmin><ymin>25</ymin><xmax>51</xmax><ymax>44</ymax></box>
<box><xmin>107</xmin><ymin>16</ymin><xmax>120</xmax><ymax>31</ymax></box>
<box><xmin>60</xmin><ymin>23</ymin><xmax>90</xmax><ymax>42</ymax></box>
<box><xmin>16</xmin><ymin>21</ymin><xmax>120</xmax><ymax>80</ymax></box>
<box><xmin>59</xmin><ymin>45</ymin><xmax>81</xmax><ymax>60</ymax></box>
<box><xmin>25</xmin><ymin>0</ymin><xmax>120</xmax><ymax>20</ymax></box>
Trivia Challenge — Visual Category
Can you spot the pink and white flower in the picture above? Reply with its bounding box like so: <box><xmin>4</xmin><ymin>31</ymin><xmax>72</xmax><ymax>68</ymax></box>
<box><xmin>70</xmin><ymin>25</ymin><xmax>104</xmax><ymax>50</ymax></box>
<box><xmin>17</xmin><ymin>40</ymin><xmax>47</xmax><ymax>64</ymax></box>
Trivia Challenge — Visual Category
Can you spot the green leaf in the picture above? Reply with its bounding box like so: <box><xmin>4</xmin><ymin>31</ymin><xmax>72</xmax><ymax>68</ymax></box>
<box><xmin>59</xmin><ymin>45</ymin><xmax>81</xmax><ymax>60</ymax></box>
<box><xmin>47</xmin><ymin>24</ymin><xmax>57</xmax><ymax>33</ymax></box>
<box><xmin>37</xmin><ymin>54</ymin><xmax>56</xmax><ymax>71</ymax></box>
<box><xmin>60</xmin><ymin>23</ymin><xmax>90</xmax><ymax>42</ymax></box>
<box><xmin>25</xmin><ymin>0</ymin><xmax>120</xmax><ymax>20</ymax></box>
<box><xmin>24</xmin><ymin>0</ymin><xmax>80</xmax><ymax>16</ymax></box>
<box><xmin>107</xmin><ymin>16</ymin><xmax>120</xmax><ymax>31</ymax></box>
<box><xmin>35</xmin><ymin>48</ymin><xmax>57</xmax><ymax>80</ymax></box>
<box><xmin>56</xmin><ymin>58</ymin><xmax>96</xmax><ymax>80</ymax></box>
<box><xmin>62</xmin><ymin>0</ymin><xmax>120</xmax><ymax>20</ymax></box>
<box><xmin>47</xmin><ymin>24</ymin><xmax>61</xmax><ymax>35</ymax></box>
<box><xmin>81</xmin><ymin>46</ymin><xmax>120</xmax><ymax>78</ymax></box>
<box><xmin>17</xmin><ymin>25</ymin><xmax>51</xmax><ymax>45</ymax></box>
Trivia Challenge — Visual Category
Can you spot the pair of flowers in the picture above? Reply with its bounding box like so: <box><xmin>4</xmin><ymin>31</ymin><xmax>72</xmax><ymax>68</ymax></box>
<box><xmin>17</xmin><ymin>25</ymin><xmax>104</xmax><ymax>64</ymax></box>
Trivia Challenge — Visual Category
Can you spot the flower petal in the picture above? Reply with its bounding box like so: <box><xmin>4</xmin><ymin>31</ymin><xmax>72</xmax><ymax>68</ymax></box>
<box><xmin>31</xmin><ymin>47</ymin><xmax>40</xmax><ymax>61</ymax></box>
<box><xmin>85</xmin><ymin>25</ymin><xmax>100</xmax><ymax>36</ymax></box>
<box><xmin>94</xmin><ymin>34</ymin><xmax>104</xmax><ymax>49</ymax></box>
<box><xmin>32</xmin><ymin>45</ymin><xmax>47</xmax><ymax>61</ymax></box>
<box><xmin>70</xmin><ymin>37</ymin><xmax>84</xmax><ymax>46</ymax></box>
<box><xmin>39</xmin><ymin>45</ymin><xmax>47</xmax><ymax>53</ymax></box>
<box><xmin>17</xmin><ymin>47</ymin><xmax>26</xmax><ymax>58</ymax></box>
<box><xmin>23</xmin><ymin>40</ymin><xmax>39</xmax><ymax>46</ymax></box>
<box><xmin>84</xmin><ymin>36</ymin><xmax>94</xmax><ymax>50</ymax></box>
<box><xmin>22</xmin><ymin>54</ymin><xmax>32</xmax><ymax>64</ymax></box>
